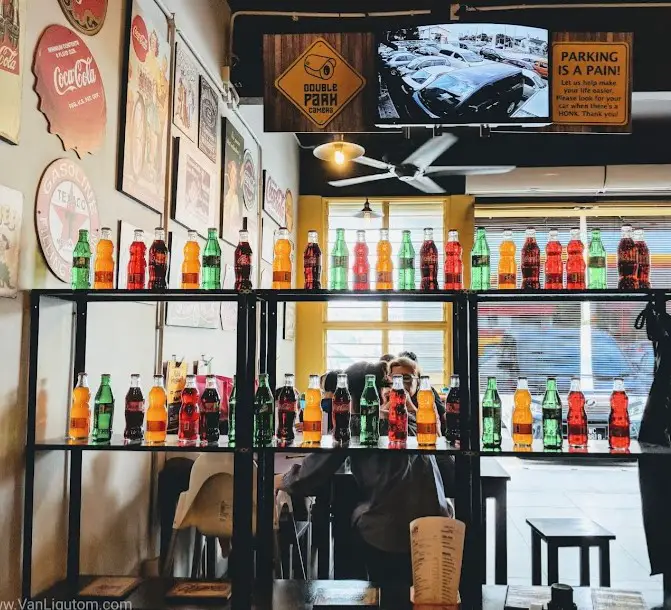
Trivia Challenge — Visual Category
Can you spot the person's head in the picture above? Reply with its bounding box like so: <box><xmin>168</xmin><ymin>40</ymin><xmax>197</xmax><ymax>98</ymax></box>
<box><xmin>398</xmin><ymin>350</ymin><xmax>418</xmax><ymax>362</ymax></box>
<box><xmin>321</xmin><ymin>369</ymin><xmax>342</xmax><ymax>399</ymax></box>
<box><xmin>380</xmin><ymin>353</ymin><xmax>395</xmax><ymax>364</ymax></box>
<box><xmin>389</xmin><ymin>356</ymin><xmax>420</xmax><ymax>397</ymax></box>
<box><xmin>345</xmin><ymin>360</ymin><xmax>389</xmax><ymax>410</ymax></box>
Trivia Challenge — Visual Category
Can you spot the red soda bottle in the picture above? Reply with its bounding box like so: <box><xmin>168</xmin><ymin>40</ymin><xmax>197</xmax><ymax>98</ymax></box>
<box><xmin>178</xmin><ymin>375</ymin><xmax>200</xmax><ymax>445</ymax></box>
<box><xmin>124</xmin><ymin>374</ymin><xmax>145</xmax><ymax>442</ymax></box>
<box><xmin>332</xmin><ymin>373</ymin><xmax>351</xmax><ymax>446</ymax></box>
<box><xmin>148</xmin><ymin>227</ymin><xmax>168</xmax><ymax>289</ymax></box>
<box><xmin>234</xmin><ymin>220</ymin><xmax>253</xmax><ymax>291</ymax></box>
<box><xmin>566</xmin><ymin>228</ymin><xmax>586</xmax><ymax>290</ymax></box>
<box><xmin>304</xmin><ymin>230</ymin><xmax>322</xmax><ymax>290</ymax></box>
<box><xmin>634</xmin><ymin>228</ymin><xmax>650</xmax><ymax>289</ymax></box>
<box><xmin>444</xmin><ymin>229</ymin><xmax>463</xmax><ymax>290</ymax></box>
<box><xmin>127</xmin><ymin>229</ymin><xmax>147</xmax><ymax>290</ymax></box>
<box><xmin>353</xmin><ymin>230</ymin><xmax>370</xmax><ymax>291</ymax></box>
<box><xmin>199</xmin><ymin>375</ymin><xmax>220</xmax><ymax>444</ymax></box>
<box><xmin>567</xmin><ymin>377</ymin><xmax>587</xmax><ymax>449</ymax></box>
<box><xmin>276</xmin><ymin>373</ymin><xmax>298</xmax><ymax>445</ymax></box>
<box><xmin>521</xmin><ymin>227</ymin><xmax>540</xmax><ymax>290</ymax></box>
<box><xmin>609</xmin><ymin>377</ymin><xmax>630</xmax><ymax>451</ymax></box>
<box><xmin>617</xmin><ymin>224</ymin><xmax>638</xmax><ymax>290</ymax></box>
<box><xmin>420</xmin><ymin>227</ymin><xmax>439</xmax><ymax>291</ymax></box>
<box><xmin>388</xmin><ymin>374</ymin><xmax>408</xmax><ymax>448</ymax></box>
<box><xmin>544</xmin><ymin>229</ymin><xmax>564</xmax><ymax>290</ymax></box>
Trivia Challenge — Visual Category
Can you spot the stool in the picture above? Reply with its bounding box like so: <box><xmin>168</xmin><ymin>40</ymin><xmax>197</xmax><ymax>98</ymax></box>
<box><xmin>526</xmin><ymin>518</ymin><xmax>615</xmax><ymax>587</ymax></box>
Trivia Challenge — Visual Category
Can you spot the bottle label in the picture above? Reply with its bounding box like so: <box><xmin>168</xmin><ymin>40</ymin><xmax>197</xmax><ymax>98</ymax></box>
<box><xmin>589</xmin><ymin>256</ymin><xmax>606</xmax><ymax>269</ymax></box>
<box><xmin>201</xmin><ymin>400</ymin><xmax>220</xmax><ymax>413</ymax></box>
<box><xmin>376</xmin><ymin>271</ymin><xmax>392</xmax><ymax>285</ymax></box>
<box><xmin>182</xmin><ymin>272</ymin><xmax>199</xmax><ymax>286</ymax></box>
<box><xmin>237</xmin><ymin>254</ymin><xmax>251</xmax><ymax>266</ymax></box>
<box><xmin>498</xmin><ymin>273</ymin><xmax>515</xmax><ymax>286</ymax></box>
<box><xmin>444</xmin><ymin>273</ymin><xmax>463</xmax><ymax>289</ymax></box>
<box><xmin>203</xmin><ymin>255</ymin><xmax>221</xmax><ymax>267</ymax></box>
<box><xmin>304</xmin><ymin>255</ymin><xmax>320</xmax><ymax>267</ymax></box>
<box><xmin>97</xmin><ymin>412</ymin><xmax>111</xmax><ymax>430</ymax></box>
<box><xmin>513</xmin><ymin>423</ymin><xmax>533</xmax><ymax>435</ymax></box>
<box><xmin>303</xmin><ymin>420</ymin><xmax>321</xmax><ymax>433</ymax></box>
<box><xmin>273</xmin><ymin>271</ymin><xmax>291</xmax><ymax>283</ymax></box>
<box><xmin>94</xmin><ymin>271</ymin><xmax>114</xmax><ymax>284</ymax></box>
<box><xmin>399</xmin><ymin>257</ymin><xmax>414</xmax><ymax>270</ymax></box>
<box><xmin>333</xmin><ymin>400</ymin><xmax>350</xmax><ymax>414</ymax></box>
<box><xmin>73</xmin><ymin>256</ymin><xmax>89</xmax><ymax>268</ymax></box>
<box><xmin>70</xmin><ymin>417</ymin><xmax>88</xmax><ymax>430</ymax></box>
<box><xmin>354</xmin><ymin>273</ymin><xmax>369</xmax><ymax>285</ymax></box>
<box><xmin>146</xmin><ymin>420</ymin><xmax>166</xmax><ymax>432</ymax></box>
<box><xmin>128</xmin><ymin>273</ymin><xmax>145</xmax><ymax>286</ymax></box>
<box><xmin>417</xmin><ymin>422</ymin><xmax>437</xmax><ymax>435</ymax></box>
<box><xmin>446</xmin><ymin>401</ymin><xmax>460</xmax><ymax>414</ymax></box>
<box><xmin>567</xmin><ymin>272</ymin><xmax>585</xmax><ymax>284</ymax></box>
<box><xmin>332</xmin><ymin>255</ymin><xmax>348</xmax><ymax>268</ymax></box>
<box><xmin>181</xmin><ymin>422</ymin><xmax>192</xmax><ymax>434</ymax></box>
<box><xmin>472</xmin><ymin>255</ymin><xmax>490</xmax><ymax>267</ymax></box>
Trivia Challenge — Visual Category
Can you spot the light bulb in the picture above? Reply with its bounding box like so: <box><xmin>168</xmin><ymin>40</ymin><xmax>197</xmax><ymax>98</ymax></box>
<box><xmin>334</xmin><ymin>148</ymin><xmax>345</xmax><ymax>166</ymax></box>
<box><xmin>363</xmin><ymin>210</ymin><xmax>372</xmax><ymax>223</ymax></box>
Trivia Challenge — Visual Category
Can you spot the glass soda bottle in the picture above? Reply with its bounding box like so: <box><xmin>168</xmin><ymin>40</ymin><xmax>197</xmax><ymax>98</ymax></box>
<box><xmin>388</xmin><ymin>374</ymin><xmax>409</xmax><ymax>447</ymax></box>
<box><xmin>127</xmin><ymin>229</ymin><xmax>146</xmax><ymax>290</ymax></box>
<box><xmin>93</xmin><ymin>228</ymin><xmax>114</xmax><ymax>289</ymax></box>
<box><xmin>567</xmin><ymin>377</ymin><xmax>587</xmax><ymax>449</ymax></box>
<box><xmin>360</xmin><ymin>374</ymin><xmax>380</xmax><ymax>447</ymax></box>
<box><xmin>512</xmin><ymin>377</ymin><xmax>533</xmax><ymax>448</ymax></box>
<box><xmin>444</xmin><ymin>229</ymin><xmax>463</xmax><ymax>290</ymax></box>
<box><xmin>420</xmin><ymin>228</ymin><xmax>439</xmax><ymax>291</ymax></box>
<box><xmin>545</xmin><ymin>229</ymin><xmax>564</xmax><ymax>290</ymax></box>
<box><xmin>609</xmin><ymin>377</ymin><xmax>630</xmax><ymax>451</ymax></box>
<box><xmin>352</xmin><ymin>230</ymin><xmax>370</xmax><ymax>291</ymax></box>
<box><xmin>417</xmin><ymin>375</ymin><xmax>437</xmax><ymax>447</ymax></box>
<box><xmin>253</xmin><ymin>374</ymin><xmax>274</xmax><ymax>446</ymax></box>
<box><xmin>202</xmin><ymin>228</ymin><xmax>222</xmax><ymax>290</ymax></box>
<box><xmin>542</xmin><ymin>377</ymin><xmax>563</xmax><ymax>450</ymax></box>
<box><xmin>445</xmin><ymin>374</ymin><xmax>460</xmax><ymax>445</ymax></box>
<box><xmin>587</xmin><ymin>228</ymin><xmax>607</xmax><ymax>289</ymax></box>
<box><xmin>566</xmin><ymin>228</ymin><xmax>586</xmax><ymax>290</ymax></box>
<box><xmin>226</xmin><ymin>377</ymin><xmax>236</xmax><ymax>444</ymax></box>
<box><xmin>276</xmin><ymin>373</ymin><xmax>298</xmax><ymax>445</ymax></box>
<box><xmin>332</xmin><ymin>373</ymin><xmax>351</xmax><ymax>445</ymax></box>
<box><xmin>182</xmin><ymin>230</ymin><xmax>201</xmax><ymax>289</ymax></box>
<box><xmin>72</xmin><ymin>229</ymin><xmax>91</xmax><ymax>290</ymax></box>
<box><xmin>145</xmin><ymin>375</ymin><xmax>167</xmax><ymax>445</ymax></box>
<box><xmin>471</xmin><ymin>227</ymin><xmax>491</xmax><ymax>290</ymax></box>
<box><xmin>148</xmin><ymin>227</ymin><xmax>168</xmax><ymax>290</ymax></box>
<box><xmin>272</xmin><ymin>227</ymin><xmax>292</xmax><ymax>289</ymax></box>
<box><xmin>235</xmin><ymin>226</ymin><xmax>253</xmax><ymax>291</ymax></box>
<box><xmin>91</xmin><ymin>374</ymin><xmax>114</xmax><ymax>443</ymax></box>
<box><xmin>124</xmin><ymin>374</ymin><xmax>145</xmax><ymax>442</ymax></box>
<box><xmin>68</xmin><ymin>373</ymin><xmax>90</xmax><ymax>440</ymax></box>
<box><xmin>617</xmin><ymin>224</ymin><xmax>638</xmax><ymax>290</ymax></box>
<box><xmin>199</xmin><ymin>375</ymin><xmax>220</xmax><ymax>444</ymax></box>
<box><xmin>304</xmin><ymin>230</ymin><xmax>322</xmax><ymax>290</ymax></box>
<box><xmin>178</xmin><ymin>375</ymin><xmax>200</xmax><ymax>445</ymax></box>
<box><xmin>634</xmin><ymin>229</ymin><xmax>650</xmax><ymax>289</ymax></box>
<box><xmin>498</xmin><ymin>229</ymin><xmax>516</xmax><ymax>289</ymax></box>
<box><xmin>521</xmin><ymin>228</ymin><xmax>540</xmax><ymax>290</ymax></box>
<box><xmin>398</xmin><ymin>230</ymin><xmax>415</xmax><ymax>291</ymax></box>
<box><xmin>376</xmin><ymin>228</ymin><xmax>393</xmax><ymax>290</ymax></box>
<box><xmin>481</xmin><ymin>376</ymin><xmax>502</xmax><ymax>449</ymax></box>
<box><xmin>330</xmin><ymin>228</ymin><xmax>349</xmax><ymax>290</ymax></box>
<box><xmin>303</xmin><ymin>374</ymin><xmax>323</xmax><ymax>446</ymax></box>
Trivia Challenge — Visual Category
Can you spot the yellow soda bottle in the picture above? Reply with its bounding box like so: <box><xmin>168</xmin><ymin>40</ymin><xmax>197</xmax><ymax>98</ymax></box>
<box><xmin>145</xmin><ymin>375</ymin><xmax>168</xmax><ymax>444</ymax></box>
<box><xmin>94</xmin><ymin>227</ymin><xmax>115</xmax><ymax>289</ymax></box>
<box><xmin>272</xmin><ymin>227</ymin><xmax>292</xmax><ymax>289</ymax></box>
<box><xmin>303</xmin><ymin>374</ymin><xmax>323</xmax><ymax>446</ymax></box>
<box><xmin>376</xmin><ymin>228</ymin><xmax>393</xmax><ymax>290</ymax></box>
<box><xmin>512</xmin><ymin>377</ymin><xmax>533</xmax><ymax>447</ymax></box>
<box><xmin>417</xmin><ymin>375</ymin><xmax>438</xmax><ymax>447</ymax></box>
<box><xmin>182</xmin><ymin>230</ymin><xmax>201</xmax><ymax>289</ymax></box>
<box><xmin>68</xmin><ymin>373</ymin><xmax>91</xmax><ymax>440</ymax></box>
<box><xmin>498</xmin><ymin>229</ymin><xmax>517</xmax><ymax>289</ymax></box>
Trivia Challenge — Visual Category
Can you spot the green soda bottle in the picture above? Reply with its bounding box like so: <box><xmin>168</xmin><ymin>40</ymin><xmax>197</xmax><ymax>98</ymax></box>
<box><xmin>471</xmin><ymin>227</ymin><xmax>491</xmax><ymax>290</ymax></box>
<box><xmin>71</xmin><ymin>229</ymin><xmax>92</xmax><ymax>289</ymax></box>
<box><xmin>481</xmin><ymin>376</ymin><xmax>502</xmax><ymax>449</ymax></box>
<box><xmin>226</xmin><ymin>376</ymin><xmax>236</xmax><ymax>446</ymax></box>
<box><xmin>253</xmin><ymin>373</ymin><xmax>274</xmax><ymax>446</ymax></box>
<box><xmin>330</xmin><ymin>228</ymin><xmax>349</xmax><ymax>290</ymax></box>
<box><xmin>359</xmin><ymin>374</ymin><xmax>380</xmax><ymax>446</ymax></box>
<box><xmin>202</xmin><ymin>228</ymin><xmax>222</xmax><ymax>290</ymax></box>
<box><xmin>398</xmin><ymin>230</ymin><xmax>416</xmax><ymax>290</ymax></box>
<box><xmin>587</xmin><ymin>228</ymin><xmax>607</xmax><ymax>289</ymax></box>
<box><xmin>542</xmin><ymin>377</ymin><xmax>563</xmax><ymax>450</ymax></box>
<box><xmin>91</xmin><ymin>374</ymin><xmax>115</xmax><ymax>443</ymax></box>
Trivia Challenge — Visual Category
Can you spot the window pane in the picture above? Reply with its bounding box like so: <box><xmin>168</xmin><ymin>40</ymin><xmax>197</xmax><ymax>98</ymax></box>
<box><xmin>389</xmin><ymin>330</ymin><xmax>445</xmax><ymax>387</ymax></box>
<box><xmin>326</xmin><ymin>330</ymin><xmax>383</xmax><ymax>371</ymax></box>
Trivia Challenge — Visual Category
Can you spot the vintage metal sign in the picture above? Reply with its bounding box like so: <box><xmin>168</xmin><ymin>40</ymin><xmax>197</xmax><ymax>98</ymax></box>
<box><xmin>241</xmin><ymin>149</ymin><xmax>257</xmax><ymax>213</ymax></box>
<box><xmin>0</xmin><ymin>0</ymin><xmax>25</xmax><ymax>144</ymax></box>
<box><xmin>0</xmin><ymin>183</ymin><xmax>23</xmax><ymax>297</ymax></box>
<box><xmin>263</xmin><ymin>172</ymin><xmax>286</xmax><ymax>227</ymax></box>
<box><xmin>57</xmin><ymin>0</ymin><xmax>108</xmax><ymax>36</ymax></box>
<box><xmin>198</xmin><ymin>76</ymin><xmax>219</xmax><ymax>163</ymax></box>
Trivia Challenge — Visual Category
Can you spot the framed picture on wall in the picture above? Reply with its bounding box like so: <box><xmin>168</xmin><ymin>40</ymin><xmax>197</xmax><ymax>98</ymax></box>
<box><xmin>263</xmin><ymin>171</ymin><xmax>286</xmax><ymax>227</ymax></box>
<box><xmin>0</xmin><ymin>184</ymin><xmax>23</xmax><ymax>298</ymax></box>
<box><xmin>173</xmin><ymin>38</ymin><xmax>199</xmax><ymax>143</ymax></box>
<box><xmin>0</xmin><ymin>0</ymin><xmax>25</xmax><ymax>145</ymax></box>
<box><xmin>118</xmin><ymin>0</ymin><xmax>171</xmax><ymax>213</ymax></box>
<box><xmin>261</xmin><ymin>214</ymin><xmax>278</xmax><ymax>265</ymax></box>
<box><xmin>198</xmin><ymin>76</ymin><xmax>219</xmax><ymax>164</ymax></box>
<box><xmin>221</xmin><ymin>118</ymin><xmax>244</xmax><ymax>246</ymax></box>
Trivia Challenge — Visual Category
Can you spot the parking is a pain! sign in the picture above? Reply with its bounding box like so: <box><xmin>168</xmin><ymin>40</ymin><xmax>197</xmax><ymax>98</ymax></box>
<box><xmin>275</xmin><ymin>38</ymin><xmax>366</xmax><ymax>128</ymax></box>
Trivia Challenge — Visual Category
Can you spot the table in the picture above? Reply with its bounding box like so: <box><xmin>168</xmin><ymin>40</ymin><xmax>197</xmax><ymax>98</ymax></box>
<box><xmin>481</xmin><ymin>459</ymin><xmax>511</xmax><ymax>585</ymax></box>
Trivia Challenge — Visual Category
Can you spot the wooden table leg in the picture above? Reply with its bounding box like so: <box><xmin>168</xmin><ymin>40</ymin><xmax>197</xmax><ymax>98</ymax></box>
<box><xmin>547</xmin><ymin>542</ymin><xmax>559</xmax><ymax>586</ymax></box>
<box><xmin>494</xmin><ymin>482</ymin><xmax>508</xmax><ymax>585</ymax></box>
<box><xmin>531</xmin><ymin>531</ymin><xmax>542</xmax><ymax>585</ymax></box>
<box><xmin>579</xmin><ymin>545</ymin><xmax>590</xmax><ymax>586</ymax></box>
<box><xmin>599</xmin><ymin>541</ymin><xmax>611</xmax><ymax>587</ymax></box>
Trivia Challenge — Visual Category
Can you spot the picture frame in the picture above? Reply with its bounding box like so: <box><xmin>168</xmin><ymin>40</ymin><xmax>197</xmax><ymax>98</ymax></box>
<box><xmin>283</xmin><ymin>302</ymin><xmax>296</xmax><ymax>341</ymax></box>
<box><xmin>221</xmin><ymin>118</ymin><xmax>245</xmax><ymax>246</ymax></box>
<box><xmin>261</xmin><ymin>213</ymin><xmax>279</xmax><ymax>265</ymax></box>
<box><xmin>263</xmin><ymin>170</ymin><xmax>286</xmax><ymax>227</ymax></box>
<box><xmin>198</xmin><ymin>75</ymin><xmax>220</xmax><ymax>164</ymax></box>
<box><xmin>0</xmin><ymin>0</ymin><xmax>25</xmax><ymax>145</ymax></box>
<box><xmin>173</xmin><ymin>38</ymin><xmax>200</xmax><ymax>143</ymax></box>
<box><xmin>0</xmin><ymin>184</ymin><xmax>23</xmax><ymax>298</ymax></box>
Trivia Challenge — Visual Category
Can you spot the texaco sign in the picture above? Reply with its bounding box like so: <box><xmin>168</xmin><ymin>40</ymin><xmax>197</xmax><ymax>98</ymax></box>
<box><xmin>57</xmin><ymin>0</ymin><xmax>108</xmax><ymax>36</ymax></box>
<box><xmin>35</xmin><ymin>158</ymin><xmax>100</xmax><ymax>283</ymax></box>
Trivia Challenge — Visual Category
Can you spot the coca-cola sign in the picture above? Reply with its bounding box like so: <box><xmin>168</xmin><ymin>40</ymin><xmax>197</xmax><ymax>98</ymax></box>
<box><xmin>131</xmin><ymin>13</ymin><xmax>148</xmax><ymax>62</ymax></box>
<box><xmin>58</xmin><ymin>0</ymin><xmax>108</xmax><ymax>36</ymax></box>
<box><xmin>0</xmin><ymin>45</ymin><xmax>19</xmax><ymax>75</ymax></box>
<box><xmin>263</xmin><ymin>172</ymin><xmax>286</xmax><ymax>227</ymax></box>
<box><xmin>33</xmin><ymin>24</ymin><xmax>106</xmax><ymax>156</ymax></box>
<box><xmin>241</xmin><ymin>149</ymin><xmax>257</xmax><ymax>213</ymax></box>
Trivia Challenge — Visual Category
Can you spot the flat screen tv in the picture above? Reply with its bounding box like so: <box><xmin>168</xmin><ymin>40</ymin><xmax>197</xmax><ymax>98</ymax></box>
<box><xmin>376</xmin><ymin>23</ymin><xmax>550</xmax><ymax>125</ymax></box>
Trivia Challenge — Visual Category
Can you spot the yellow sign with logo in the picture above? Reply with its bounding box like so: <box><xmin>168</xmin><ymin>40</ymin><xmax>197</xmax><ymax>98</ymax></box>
<box><xmin>275</xmin><ymin>38</ymin><xmax>366</xmax><ymax>128</ymax></box>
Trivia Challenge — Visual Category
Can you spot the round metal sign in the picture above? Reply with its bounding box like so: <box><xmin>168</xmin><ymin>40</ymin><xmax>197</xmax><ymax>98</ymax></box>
<box><xmin>57</xmin><ymin>0</ymin><xmax>108</xmax><ymax>36</ymax></box>
<box><xmin>241</xmin><ymin>149</ymin><xmax>257</xmax><ymax>212</ymax></box>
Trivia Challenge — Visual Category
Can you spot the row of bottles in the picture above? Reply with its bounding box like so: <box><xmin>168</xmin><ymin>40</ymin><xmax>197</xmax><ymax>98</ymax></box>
<box><xmin>481</xmin><ymin>376</ymin><xmax>631</xmax><ymax>452</ymax></box>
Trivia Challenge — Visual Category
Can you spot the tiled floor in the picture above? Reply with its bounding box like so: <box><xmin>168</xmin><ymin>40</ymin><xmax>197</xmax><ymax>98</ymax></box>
<box><xmin>484</xmin><ymin>457</ymin><xmax>663</xmax><ymax>608</ymax></box>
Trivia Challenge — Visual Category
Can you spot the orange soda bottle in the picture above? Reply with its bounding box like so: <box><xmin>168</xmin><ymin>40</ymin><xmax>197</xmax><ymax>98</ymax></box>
<box><xmin>303</xmin><ymin>374</ymin><xmax>323</xmax><ymax>446</ymax></box>
<box><xmin>272</xmin><ymin>227</ymin><xmax>292</xmax><ymax>289</ymax></box>
<box><xmin>145</xmin><ymin>375</ymin><xmax>168</xmax><ymax>444</ymax></box>
<box><xmin>182</xmin><ymin>230</ymin><xmax>201</xmax><ymax>289</ymax></box>
<box><xmin>417</xmin><ymin>375</ymin><xmax>438</xmax><ymax>447</ymax></box>
<box><xmin>512</xmin><ymin>377</ymin><xmax>533</xmax><ymax>447</ymax></box>
<box><xmin>94</xmin><ymin>227</ymin><xmax>115</xmax><ymax>289</ymax></box>
<box><xmin>376</xmin><ymin>228</ymin><xmax>393</xmax><ymax>290</ymax></box>
<box><xmin>498</xmin><ymin>229</ymin><xmax>517</xmax><ymax>289</ymax></box>
<box><xmin>68</xmin><ymin>373</ymin><xmax>91</xmax><ymax>440</ymax></box>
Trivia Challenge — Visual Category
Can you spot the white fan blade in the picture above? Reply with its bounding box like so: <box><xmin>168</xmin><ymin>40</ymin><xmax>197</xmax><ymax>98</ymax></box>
<box><xmin>425</xmin><ymin>165</ymin><xmax>516</xmax><ymax>176</ymax></box>
<box><xmin>328</xmin><ymin>172</ymin><xmax>396</xmax><ymax>187</ymax></box>
<box><xmin>402</xmin><ymin>134</ymin><xmax>458</xmax><ymax>170</ymax></box>
<box><xmin>407</xmin><ymin>176</ymin><xmax>445</xmax><ymax>194</ymax></box>
<box><xmin>353</xmin><ymin>156</ymin><xmax>394</xmax><ymax>171</ymax></box>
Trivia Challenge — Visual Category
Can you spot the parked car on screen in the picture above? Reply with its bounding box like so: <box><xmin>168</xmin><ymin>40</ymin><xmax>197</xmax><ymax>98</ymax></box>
<box><xmin>480</xmin><ymin>47</ymin><xmax>506</xmax><ymax>61</ymax></box>
<box><xmin>511</xmin><ymin>86</ymin><xmax>550</xmax><ymax>120</ymax></box>
<box><xmin>534</xmin><ymin>59</ymin><xmax>549</xmax><ymax>79</ymax></box>
<box><xmin>521</xmin><ymin>68</ymin><xmax>547</xmax><ymax>100</ymax></box>
<box><xmin>396</xmin><ymin>56</ymin><xmax>452</xmax><ymax>77</ymax></box>
<box><xmin>437</xmin><ymin>44</ymin><xmax>485</xmax><ymax>66</ymax></box>
<box><xmin>415</xmin><ymin>46</ymin><xmax>440</xmax><ymax>56</ymax></box>
<box><xmin>384</xmin><ymin>53</ymin><xmax>417</xmax><ymax>70</ymax></box>
<box><xmin>400</xmin><ymin>65</ymin><xmax>458</xmax><ymax>94</ymax></box>
<box><xmin>505</xmin><ymin>56</ymin><xmax>536</xmax><ymax>70</ymax></box>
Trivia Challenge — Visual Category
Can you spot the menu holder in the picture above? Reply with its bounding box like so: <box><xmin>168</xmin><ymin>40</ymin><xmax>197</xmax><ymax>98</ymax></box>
<box><xmin>312</xmin><ymin>582</ymin><xmax>379</xmax><ymax>607</ymax></box>
<box><xmin>591</xmin><ymin>588</ymin><xmax>646</xmax><ymax>610</ymax></box>
<box><xmin>504</xmin><ymin>586</ymin><xmax>552</xmax><ymax>609</ymax></box>
<box><xmin>410</xmin><ymin>517</ymin><xmax>466</xmax><ymax>607</ymax></box>
<box><xmin>166</xmin><ymin>581</ymin><xmax>232</xmax><ymax>602</ymax></box>
<box><xmin>78</xmin><ymin>577</ymin><xmax>142</xmax><ymax>599</ymax></box>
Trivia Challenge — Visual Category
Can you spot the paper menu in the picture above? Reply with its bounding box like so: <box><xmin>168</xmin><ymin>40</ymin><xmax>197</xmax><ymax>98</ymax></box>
<box><xmin>410</xmin><ymin>517</ymin><xmax>466</xmax><ymax>605</ymax></box>
<box><xmin>592</xmin><ymin>588</ymin><xmax>646</xmax><ymax>609</ymax></box>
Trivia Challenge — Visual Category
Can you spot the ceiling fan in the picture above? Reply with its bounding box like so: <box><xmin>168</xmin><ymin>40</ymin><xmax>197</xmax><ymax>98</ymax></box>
<box><xmin>327</xmin><ymin>134</ymin><xmax>515</xmax><ymax>194</ymax></box>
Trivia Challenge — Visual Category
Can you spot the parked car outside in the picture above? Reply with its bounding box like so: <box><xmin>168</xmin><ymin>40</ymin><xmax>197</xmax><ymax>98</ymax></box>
<box><xmin>396</xmin><ymin>56</ymin><xmax>451</xmax><ymax>77</ymax></box>
<box><xmin>436</xmin><ymin>44</ymin><xmax>486</xmax><ymax>66</ymax></box>
<box><xmin>511</xmin><ymin>87</ymin><xmax>550</xmax><ymax>119</ymax></box>
<box><xmin>521</xmin><ymin>68</ymin><xmax>547</xmax><ymax>100</ymax></box>
<box><xmin>534</xmin><ymin>59</ymin><xmax>549</xmax><ymax>79</ymax></box>
<box><xmin>505</xmin><ymin>56</ymin><xmax>535</xmax><ymax>70</ymax></box>
<box><xmin>416</xmin><ymin>45</ymin><xmax>440</xmax><ymax>56</ymax></box>
<box><xmin>400</xmin><ymin>65</ymin><xmax>458</xmax><ymax>94</ymax></box>
<box><xmin>480</xmin><ymin>47</ymin><xmax>506</xmax><ymax>61</ymax></box>
<box><xmin>384</xmin><ymin>53</ymin><xmax>416</xmax><ymax>68</ymax></box>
